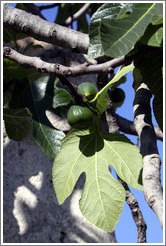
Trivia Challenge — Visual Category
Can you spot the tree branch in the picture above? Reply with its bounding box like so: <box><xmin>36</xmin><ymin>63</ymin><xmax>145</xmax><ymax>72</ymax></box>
<box><xmin>63</xmin><ymin>3</ymin><xmax>91</xmax><ymax>26</ymax></box>
<box><xmin>3</xmin><ymin>46</ymin><xmax>163</xmax><ymax>141</ymax></box>
<box><xmin>133</xmin><ymin>83</ymin><xmax>163</xmax><ymax>228</ymax></box>
<box><xmin>106</xmin><ymin>101</ymin><xmax>147</xmax><ymax>242</ymax></box>
<box><xmin>39</xmin><ymin>3</ymin><xmax>61</xmax><ymax>11</ymax></box>
<box><xmin>24</xmin><ymin>3</ymin><xmax>46</xmax><ymax>20</ymax></box>
<box><xmin>115</xmin><ymin>114</ymin><xmax>163</xmax><ymax>141</ymax></box>
<box><xmin>118</xmin><ymin>177</ymin><xmax>147</xmax><ymax>243</ymax></box>
<box><xmin>3</xmin><ymin>46</ymin><xmax>127</xmax><ymax>77</ymax></box>
<box><xmin>3</xmin><ymin>3</ymin><xmax>89</xmax><ymax>54</ymax></box>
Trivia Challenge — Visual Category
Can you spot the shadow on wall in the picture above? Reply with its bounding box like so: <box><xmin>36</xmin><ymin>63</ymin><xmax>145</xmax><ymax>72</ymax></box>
<box><xmin>3</xmin><ymin>128</ymin><xmax>116</xmax><ymax>243</ymax></box>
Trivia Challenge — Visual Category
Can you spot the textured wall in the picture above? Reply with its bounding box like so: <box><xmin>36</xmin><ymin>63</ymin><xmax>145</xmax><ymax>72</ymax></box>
<box><xmin>3</xmin><ymin>127</ymin><xmax>116</xmax><ymax>243</ymax></box>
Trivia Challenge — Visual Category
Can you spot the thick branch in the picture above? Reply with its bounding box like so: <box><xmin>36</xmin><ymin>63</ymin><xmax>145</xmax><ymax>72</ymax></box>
<box><xmin>133</xmin><ymin>83</ymin><xmax>163</xmax><ymax>228</ymax></box>
<box><xmin>3</xmin><ymin>3</ymin><xmax>89</xmax><ymax>54</ymax></box>
<box><xmin>63</xmin><ymin>3</ymin><xmax>91</xmax><ymax>26</ymax></box>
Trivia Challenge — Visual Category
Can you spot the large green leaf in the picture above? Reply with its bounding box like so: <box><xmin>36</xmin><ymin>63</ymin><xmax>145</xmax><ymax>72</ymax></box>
<box><xmin>100</xmin><ymin>3</ymin><xmax>162</xmax><ymax>58</ymax></box>
<box><xmin>3</xmin><ymin>108</ymin><xmax>32</xmax><ymax>141</ymax></box>
<box><xmin>88</xmin><ymin>3</ymin><xmax>163</xmax><ymax>59</ymax></box>
<box><xmin>19</xmin><ymin>76</ymin><xmax>65</xmax><ymax>159</ymax></box>
<box><xmin>133</xmin><ymin>49</ymin><xmax>163</xmax><ymax>131</ymax></box>
<box><xmin>53</xmin><ymin>129</ymin><xmax>143</xmax><ymax>232</ymax></box>
<box><xmin>88</xmin><ymin>3</ymin><xmax>125</xmax><ymax>59</ymax></box>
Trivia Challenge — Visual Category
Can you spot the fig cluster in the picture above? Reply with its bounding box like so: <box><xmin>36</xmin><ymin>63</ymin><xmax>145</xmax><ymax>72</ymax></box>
<box><xmin>67</xmin><ymin>82</ymin><xmax>97</xmax><ymax>129</ymax></box>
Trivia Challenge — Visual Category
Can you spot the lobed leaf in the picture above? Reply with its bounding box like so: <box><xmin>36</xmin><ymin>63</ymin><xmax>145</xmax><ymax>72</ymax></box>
<box><xmin>100</xmin><ymin>3</ymin><xmax>163</xmax><ymax>58</ymax></box>
<box><xmin>52</xmin><ymin>130</ymin><xmax>143</xmax><ymax>231</ymax></box>
<box><xmin>88</xmin><ymin>3</ymin><xmax>163</xmax><ymax>59</ymax></box>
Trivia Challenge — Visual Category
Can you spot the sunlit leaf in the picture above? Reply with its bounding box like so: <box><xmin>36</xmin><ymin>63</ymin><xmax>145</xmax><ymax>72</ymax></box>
<box><xmin>53</xmin><ymin>129</ymin><xmax>143</xmax><ymax>231</ymax></box>
<box><xmin>89</xmin><ymin>3</ymin><xmax>163</xmax><ymax>59</ymax></box>
<box><xmin>100</xmin><ymin>3</ymin><xmax>163</xmax><ymax>58</ymax></box>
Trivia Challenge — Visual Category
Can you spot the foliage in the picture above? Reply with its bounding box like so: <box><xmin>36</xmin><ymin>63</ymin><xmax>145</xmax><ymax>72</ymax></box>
<box><xmin>3</xmin><ymin>2</ymin><xmax>163</xmax><ymax>233</ymax></box>
<box><xmin>53</xmin><ymin>129</ymin><xmax>142</xmax><ymax>232</ymax></box>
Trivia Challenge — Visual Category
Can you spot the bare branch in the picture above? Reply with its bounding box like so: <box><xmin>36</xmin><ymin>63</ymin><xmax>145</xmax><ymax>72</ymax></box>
<box><xmin>115</xmin><ymin>114</ymin><xmax>163</xmax><ymax>141</ymax></box>
<box><xmin>133</xmin><ymin>83</ymin><xmax>163</xmax><ymax>228</ymax></box>
<box><xmin>105</xmin><ymin>100</ymin><xmax>119</xmax><ymax>134</ymax></box>
<box><xmin>63</xmin><ymin>3</ymin><xmax>91</xmax><ymax>26</ymax></box>
<box><xmin>3</xmin><ymin>3</ymin><xmax>89</xmax><ymax>54</ymax></box>
<box><xmin>39</xmin><ymin>3</ymin><xmax>61</xmax><ymax>11</ymax></box>
<box><xmin>118</xmin><ymin>177</ymin><xmax>147</xmax><ymax>243</ymax></box>
<box><xmin>3</xmin><ymin>47</ymin><xmax>127</xmax><ymax>77</ymax></box>
<box><xmin>24</xmin><ymin>3</ymin><xmax>46</xmax><ymax>20</ymax></box>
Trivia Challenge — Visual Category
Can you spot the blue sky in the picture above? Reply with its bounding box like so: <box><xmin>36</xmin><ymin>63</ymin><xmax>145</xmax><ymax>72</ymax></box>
<box><xmin>8</xmin><ymin>3</ymin><xmax>164</xmax><ymax>244</ymax></box>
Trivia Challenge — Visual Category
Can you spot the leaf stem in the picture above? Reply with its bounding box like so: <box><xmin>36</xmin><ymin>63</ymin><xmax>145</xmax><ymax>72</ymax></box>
<box><xmin>89</xmin><ymin>63</ymin><xmax>134</xmax><ymax>103</ymax></box>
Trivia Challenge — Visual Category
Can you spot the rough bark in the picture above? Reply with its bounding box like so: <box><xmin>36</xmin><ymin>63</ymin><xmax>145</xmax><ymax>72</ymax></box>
<box><xmin>3</xmin><ymin>3</ymin><xmax>89</xmax><ymax>54</ymax></box>
<box><xmin>3</xmin><ymin>46</ymin><xmax>126</xmax><ymax>76</ymax></box>
<box><xmin>133</xmin><ymin>83</ymin><xmax>163</xmax><ymax>228</ymax></box>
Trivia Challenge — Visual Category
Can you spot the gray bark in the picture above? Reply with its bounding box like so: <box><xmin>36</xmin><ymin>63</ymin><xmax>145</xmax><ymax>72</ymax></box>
<box><xmin>3</xmin><ymin>3</ymin><xmax>89</xmax><ymax>54</ymax></box>
<box><xmin>133</xmin><ymin>83</ymin><xmax>163</xmax><ymax>228</ymax></box>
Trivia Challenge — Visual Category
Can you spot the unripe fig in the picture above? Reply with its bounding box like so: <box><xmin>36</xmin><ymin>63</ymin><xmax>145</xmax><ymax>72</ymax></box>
<box><xmin>67</xmin><ymin>105</ymin><xmax>93</xmax><ymax>129</ymax></box>
<box><xmin>110</xmin><ymin>88</ymin><xmax>125</xmax><ymax>108</ymax></box>
<box><xmin>78</xmin><ymin>82</ymin><xmax>97</xmax><ymax>100</ymax></box>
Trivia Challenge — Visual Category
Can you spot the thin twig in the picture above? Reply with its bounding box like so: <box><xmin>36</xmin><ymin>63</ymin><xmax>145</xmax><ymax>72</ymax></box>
<box><xmin>63</xmin><ymin>3</ymin><xmax>91</xmax><ymax>26</ymax></box>
<box><xmin>118</xmin><ymin>177</ymin><xmax>147</xmax><ymax>243</ymax></box>
<box><xmin>105</xmin><ymin>100</ymin><xmax>147</xmax><ymax>242</ymax></box>
<box><xmin>39</xmin><ymin>3</ymin><xmax>61</xmax><ymax>11</ymax></box>
<box><xmin>24</xmin><ymin>3</ymin><xmax>46</xmax><ymax>20</ymax></box>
